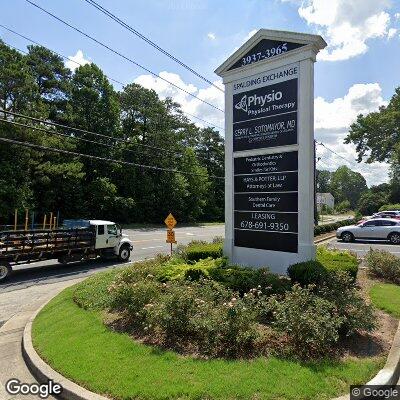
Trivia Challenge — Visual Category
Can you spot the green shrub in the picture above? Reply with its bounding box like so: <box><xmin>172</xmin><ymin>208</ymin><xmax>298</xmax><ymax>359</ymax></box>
<box><xmin>287</xmin><ymin>260</ymin><xmax>327</xmax><ymax>286</ymax></box>
<box><xmin>210</xmin><ymin>265</ymin><xmax>291</xmax><ymax>295</ymax></box>
<box><xmin>135</xmin><ymin>280</ymin><xmax>260</xmax><ymax>357</ymax></box>
<box><xmin>288</xmin><ymin>248</ymin><xmax>359</xmax><ymax>285</ymax></box>
<box><xmin>379</xmin><ymin>203</ymin><xmax>400</xmax><ymax>212</ymax></box>
<box><xmin>365</xmin><ymin>249</ymin><xmax>400</xmax><ymax>284</ymax></box>
<box><xmin>183</xmin><ymin>241</ymin><xmax>223</xmax><ymax>262</ymax></box>
<box><xmin>109</xmin><ymin>279</ymin><xmax>162</xmax><ymax>325</ymax></box>
<box><xmin>73</xmin><ymin>269</ymin><xmax>119</xmax><ymax>310</ymax></box>
<box><xmin>156</xmin><ymin>257</ymin><xmax>227</xmax><ymax>282</ymax></box>
<box><xmin>316</xmin><ymin>246</ymin><xmax>358</xmax><ymax>280</ymax></box>
<box><xmin>268</xmin><ymin>285</ymin><xmax>343</xmax><ymax>359</ymax></box>
<box><xmin>336</xmin><ymin>200</ymin><xmax>351</xmax><ymax>213</ymax></box>
<box><xmin>317</xmin><ymin>270</ymin><xmax>375</xmax><ymax>335</ymax></box>
<box><xmin>314</xmin><ymin>218</ymin><xmax>356</xmax><ymax>236</ymax></box>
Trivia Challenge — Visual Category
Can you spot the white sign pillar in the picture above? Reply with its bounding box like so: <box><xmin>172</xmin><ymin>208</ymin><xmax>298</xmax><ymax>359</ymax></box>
<box><xmin>215</xmin><ymin>30</ymin><xmax>326</xmax><ymax>274</ymax></box>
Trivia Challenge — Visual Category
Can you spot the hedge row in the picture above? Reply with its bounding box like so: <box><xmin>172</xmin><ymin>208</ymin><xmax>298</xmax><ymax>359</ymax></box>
<box><xmin>379</xmin><ymin>204</ymin><xmax>400</xmax><ymax>212</ymax></box>
<box><xmin>314</xmin><ymin>218</ymin><xmax>357</xmax><ymax>236</ymax></box>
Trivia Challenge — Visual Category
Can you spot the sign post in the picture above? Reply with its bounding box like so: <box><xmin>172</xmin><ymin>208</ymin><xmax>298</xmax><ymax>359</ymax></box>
<box><xmin>215</xmin><ymin>30</ymin><xmax>326</xmax><ymax>274</ymax></box>
<box><xmin>164</xmin><ymin>213</ymin><xmax>177</xmax><ymax>255</ymax></box>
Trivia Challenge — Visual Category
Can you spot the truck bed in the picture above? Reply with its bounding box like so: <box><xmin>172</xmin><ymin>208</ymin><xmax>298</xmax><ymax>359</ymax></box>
<box><xmin>0</xmin><ymin>228</ymin><xmax>95</xmax><ymax>265</ymax></box>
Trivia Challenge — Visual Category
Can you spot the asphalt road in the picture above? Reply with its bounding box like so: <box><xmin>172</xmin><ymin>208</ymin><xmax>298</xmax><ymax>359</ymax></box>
<box><xmin>326</xmin><ymin>237</ymin><xmax>400</xmax><ymax>256</ymax></box>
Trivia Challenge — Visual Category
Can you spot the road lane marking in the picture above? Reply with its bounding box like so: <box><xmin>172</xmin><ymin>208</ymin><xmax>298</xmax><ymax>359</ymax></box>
<box><xmin>140</xmin><ymin>246</ymin><xmax>164</xmax><ymax>250</ymax></box>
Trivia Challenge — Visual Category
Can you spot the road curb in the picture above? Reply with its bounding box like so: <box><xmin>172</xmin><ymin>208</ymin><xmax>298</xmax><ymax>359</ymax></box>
<box><xmin>314</xmin><ymin>234</ymin><xmax>336</xmax><ymax>244</ymax></box>
<box><xmin>22</xmin><ymin>284</ymin><xmax>110</xmax><ymax>400</ymax></box>
<box><xmin>332</xmin><ymin>320</ymin><xmax>400</xmax><ymax>400</ymax></box>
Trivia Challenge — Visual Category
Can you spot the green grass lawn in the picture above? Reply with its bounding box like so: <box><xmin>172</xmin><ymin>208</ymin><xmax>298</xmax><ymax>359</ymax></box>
<box><xmin>32</xmin><ymin>287</ymin><xmax>384</xmax><ymax>400</ymax></box>
<box><xmin>370</xmin><ymin>283</ymin><xmax>400</xmax><ymax>319</ymax></box>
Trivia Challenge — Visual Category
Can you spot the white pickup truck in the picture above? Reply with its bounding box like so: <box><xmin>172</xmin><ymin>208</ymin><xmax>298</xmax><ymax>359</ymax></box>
<box><xmin>0</xmin><ymin>219</ymin><xmax>133</xmax><ymax>282</ymax></box>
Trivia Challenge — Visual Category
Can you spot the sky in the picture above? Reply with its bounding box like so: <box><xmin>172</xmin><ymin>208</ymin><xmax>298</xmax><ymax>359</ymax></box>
<box><xmin>1</xmin><ymin>0</ymin><xmax>400</xmax><ymax>186</ymax></box>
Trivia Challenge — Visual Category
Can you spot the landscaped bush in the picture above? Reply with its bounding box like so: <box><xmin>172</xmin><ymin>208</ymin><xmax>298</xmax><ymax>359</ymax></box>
<box><xmin>156</xmin><ymin>257</ymin><xmax>227</xmax><ymax>282</ymax></box>
<box><xmin>181</xmin><ymin>240</ymin><xmax>223</xmax><ymax>262</ymax></box>
<box><xmin>267</xmin><ymin>285</ymin><xmax>343</xmax><ymax>359</ymax></box>
<box><xmin>317</xmin><ymin>270</ymin><xmax>375</xmax><ymax>335</ymax></box>
<box><xmin>157</xmin><ymin>256</ymin><xmax>291</xmax><ymax>295</ymax></box>
<box><xmin>73</xmin><ymin>269</ymin><xmax>119</xmax><ymax>310</ymax></box>
<box><xmin>316</xmin><ymin>246</ymin><xmax>358</xmax><ymax>280</ymax></box>
<box><xmin>287</xmin><ymin>260</ymin><xmax>327</xmax><ymax>286</ymax></box>
<box><xmin>288</xmin><ymin>247</ymin><xmax>359</xmax><ymax>285</ymax></box>
<box><xmin>109</xmin><ymin>277</ymin><xmax>261</xmax><ymax>357</ymax></box>
<box><xmin>365</xmin><ymin>249</ymin><xmax>400</xmax><ymax>284</ymax></box>
<box><xmin>314</xmin><ymin>218</ymin><xmax>357</xmax><ymax>236</ymax></box>
<box><xmin>72</xmin><ymin>239</ymin><xmax>374</xmax><ymax>361</ymax></box>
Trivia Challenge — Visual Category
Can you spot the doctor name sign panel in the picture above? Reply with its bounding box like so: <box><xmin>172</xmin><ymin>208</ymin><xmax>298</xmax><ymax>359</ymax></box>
<box><xmin>215</xmin><ymin>29</ymin><xmax>326</xmax><ymax>273</ymax></box>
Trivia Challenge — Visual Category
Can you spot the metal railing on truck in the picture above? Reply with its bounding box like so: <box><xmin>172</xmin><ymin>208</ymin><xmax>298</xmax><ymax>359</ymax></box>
<box><xmin>0</xmin><ymin>228</ymin><xmax>95</xmax><ymax>265</ymax></box>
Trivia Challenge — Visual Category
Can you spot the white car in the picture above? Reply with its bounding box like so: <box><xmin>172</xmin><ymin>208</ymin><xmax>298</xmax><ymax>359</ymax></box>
<box><xmin>336</xmin><ymin>218</ymin><xmax>400</xmax><ymax>244</ymax></box>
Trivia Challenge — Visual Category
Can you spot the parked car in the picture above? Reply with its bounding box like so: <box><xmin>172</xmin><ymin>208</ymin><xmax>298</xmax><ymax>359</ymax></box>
<box><xmin>371</xmin><ymin>211</ymin><xmax>400</xmax><ymax>220</ymax></box>
<box><xmin>336</xmin><ymin>218</ymin><xmax>400</xmax><ymax>244</ymax></box>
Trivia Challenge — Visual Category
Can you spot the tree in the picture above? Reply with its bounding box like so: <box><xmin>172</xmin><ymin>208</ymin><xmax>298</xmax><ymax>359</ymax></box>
<box><xmin>196</xmin><ymin>127</ymin><xmax>224</xmax><ymax>221</ymax></box>
<box><xmin>0</xmin><ymin>40</ymin><xmax>225</xmax><ymax>224</ymax></box>
<box><xmin>345</xmin><ymin>88</ymin><xmax>400</xmax><ymax>163</ymax></box>
<box><xmin>316</xmin><ymin>170</ymin><xmax>331</xmax><ymax>193</ymax></box>
<box><xmin>0</xmin><ymin>40</ymin><xmax>36</xmax><ymax>113</ymax></box>
<box><xmin>26</xmin><ymin>45</ymin><xmax>71</xmax><ymax>120</ymax></box>
<box><xmin>357</xmin><ymin>191</ymin><xmax>388</xmax><ymax>215</ymax></box>
<box><xmin>330</xmin><ymin>166</ymin><xmax>367</xmax><ymax>209</ymax></box>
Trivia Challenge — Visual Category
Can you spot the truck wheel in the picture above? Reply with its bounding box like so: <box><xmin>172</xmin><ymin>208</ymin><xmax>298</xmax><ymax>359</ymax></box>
<box><xmin>118</xmin><ymin>245</ymin><xmax>131</xmax><ymax>262</ymax></box>
<box><xmin>0</xmin><ymin>264</ymin><xmax>11</xmax><ymax>283</ymax></box>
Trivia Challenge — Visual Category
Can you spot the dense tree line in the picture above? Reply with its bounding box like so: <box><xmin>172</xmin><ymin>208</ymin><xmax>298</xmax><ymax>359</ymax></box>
<box><xmin>0</xmin><ymin>41</ymin><xmax>224</xmax><ymax>224</ymax></box>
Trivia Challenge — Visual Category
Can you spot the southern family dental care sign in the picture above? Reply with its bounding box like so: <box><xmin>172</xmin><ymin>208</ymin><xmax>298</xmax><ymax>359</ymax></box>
<box><xmin>215</xmin><ymin>30</ymin><xmax>327</xmax><ymax>273</ymax></box>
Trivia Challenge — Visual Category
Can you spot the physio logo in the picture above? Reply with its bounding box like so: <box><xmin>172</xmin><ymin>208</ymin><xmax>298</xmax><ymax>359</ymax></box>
<box><xmin>234</xmin><ymin>90</ymin><xmax>283</xmax><ymax>115</ymax></box>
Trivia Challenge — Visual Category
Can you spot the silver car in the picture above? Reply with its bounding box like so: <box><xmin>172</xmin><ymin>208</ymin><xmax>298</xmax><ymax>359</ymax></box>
<box><xmin>336</xmin><ymin>218</ymin><xmax>400</xmax><ymax>244</ymax></box>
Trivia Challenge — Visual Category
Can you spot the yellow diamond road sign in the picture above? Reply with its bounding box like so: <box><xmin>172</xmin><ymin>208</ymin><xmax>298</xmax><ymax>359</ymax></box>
<box><xmin>164</xmin><ymin>213</ymin><xmax>177</xmax><ymax>229</ymax></box>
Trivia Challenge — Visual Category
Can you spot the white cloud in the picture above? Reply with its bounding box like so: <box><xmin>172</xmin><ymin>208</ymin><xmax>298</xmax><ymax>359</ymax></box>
<box><xmin>134</xmin><ymin>71</ymin><xmax>224</xmax><ymax>131</ymax></box>
<box><xmin>65</xmin><ymin>50</ymin><xmax>90</xmax><ymax>71</ymax></box>
<box><xmin>207</xmin><ymin>32</ymin><xmax>216</xmax><ymax>40</ymax></box>
<box><xmin>244</xmin><ymin>29</ymin><xmax>258</xmax><ymax>43</ymax></box>
<box><xmin>288</xmin><ymin>0</ymin><xmax>396</xmax><ymax>61</ymax></box>
<box><xmin>395</xmin><ymin>12</ymin><xmax>400</xmax><ymax>19</ymax></box>
<box><xmin>315</xmin><ymin>83</ymin><xmax>389</xmax><ymax>186</ymax></box>
<box><xmin>388</xmin><ymin>27</ymin><xmax>398</xmax><ymax>38</ymax></box>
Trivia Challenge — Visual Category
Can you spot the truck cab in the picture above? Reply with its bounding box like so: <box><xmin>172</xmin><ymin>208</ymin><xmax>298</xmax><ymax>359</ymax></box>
<box><xmin>89</xmin><ymin>220</ymin><xmax>133</xmax><ymax>261</ymax></box>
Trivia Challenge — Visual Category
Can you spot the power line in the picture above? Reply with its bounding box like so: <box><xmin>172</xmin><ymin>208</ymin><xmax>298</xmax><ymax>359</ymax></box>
<box><xmin>1</xmin><ymin>110</ymin><xmax>213</xmax><ymax>161</ymax></box>
<box><xmin>0</xmin><ymin>118</ymin><xmax>152</xmax><ymax>159</ymax></box>
<box><xmin>82</xmin><ymin>0</ymin><xmax>224</xmax><ymax>93</ymax></box>
<box><xmin>0</xmin><ymin>26</ymin><xmax>224</xmax><ymax>131</ymax></box>
<box><xmin>0</xmin><ymin>24</ymin><xmax>125</xmax><ymax>88</ymax></box>
<box><xmin>0</xmin><ymin>136</ymin><xmax>225</xmax><ymax>180</ymax></box>
<box><xmin>316</xmin><ymin>141</ymin><xmax>350</xmax><ymax>164</ymax></box>
<box><xmin>23</xmin><ymin>0</ymin><xmax>224</xmax><ymax>113</ymax></box>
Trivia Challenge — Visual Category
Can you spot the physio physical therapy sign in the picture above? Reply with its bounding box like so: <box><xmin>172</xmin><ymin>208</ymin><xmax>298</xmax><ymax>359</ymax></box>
<box><xmin>215</xmin><ymin>29</ymin><xmax>326</xmax><ymax>273</ymax></box>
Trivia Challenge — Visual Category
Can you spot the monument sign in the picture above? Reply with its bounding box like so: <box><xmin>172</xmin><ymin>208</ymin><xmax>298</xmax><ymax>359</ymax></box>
<box><xmin>215</xmin><ymin>30</ymin><xmax>326</xmax><ymax>273</ymax></box>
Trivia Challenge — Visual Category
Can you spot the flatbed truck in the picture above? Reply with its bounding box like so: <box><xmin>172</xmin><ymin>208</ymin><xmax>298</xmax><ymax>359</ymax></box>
<box><xmin>0</xmin><ymin>219</ymin><xmax>133</xmax><ymax>282</ymax></box>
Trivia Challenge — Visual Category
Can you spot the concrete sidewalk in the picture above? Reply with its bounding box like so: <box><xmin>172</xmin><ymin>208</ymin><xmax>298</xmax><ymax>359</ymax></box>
<box><xmin>0</xmin><ymin>280</ymin><xmax>82</xmax><ymax>400</ymax></box>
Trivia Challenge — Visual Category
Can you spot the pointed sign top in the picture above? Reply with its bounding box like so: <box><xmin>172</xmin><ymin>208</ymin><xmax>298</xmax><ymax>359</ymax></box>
<box><xmin>164</xmin><ymin>213</ymin><xmax>177</xmax><ymax>229</ymax></box>
<box><xmin>215</xmin><ymin>29</ymin><xmax>326</xmax><ymax>77</ymax></box>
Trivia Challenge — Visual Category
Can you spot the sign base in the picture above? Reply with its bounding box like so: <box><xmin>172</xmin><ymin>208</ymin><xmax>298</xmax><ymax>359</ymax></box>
<box><xmin>225</xmin><ymin>241</ymin><xmax>315</xmax><ymax>274</ymax></box>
